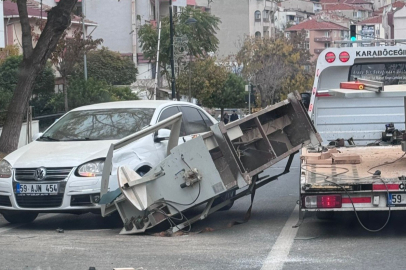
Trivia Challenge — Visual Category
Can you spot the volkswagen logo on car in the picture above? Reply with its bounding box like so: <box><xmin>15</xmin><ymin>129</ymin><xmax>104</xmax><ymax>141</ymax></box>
<box><xmin>33</xmin><ymin>167</ymin><xmax>47</xmax><ymax>181</ymax></box>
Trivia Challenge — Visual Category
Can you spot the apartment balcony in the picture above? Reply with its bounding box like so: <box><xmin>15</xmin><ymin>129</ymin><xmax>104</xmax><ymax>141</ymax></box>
<box><xmin>314</xmin><ymin>37</ymin><xmax>332</xmax><ymax>42</ymax></box>
<box><xmin>314</xmin><ymin>48</ymin><xmax>325</xmax><ymax>54</ymax></box>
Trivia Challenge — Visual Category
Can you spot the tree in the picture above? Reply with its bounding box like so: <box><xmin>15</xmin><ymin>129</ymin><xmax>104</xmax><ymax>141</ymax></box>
<box><xmin>211</xmin><ymin>73</ymin><xmax>246</xmax><ymax>120</ymax></box>
<box><xmin>236</xmin><ymin>32</ymin><xmax>313</xmax><ymax>107</ymax></box>
<box><xmin>138</xmin><ymin>6</ymin><xmax>220</xmax><ymax>91</ymax></box>
<box><xmin>0</xmin><ymin>55</ymin><xmax>55</xmax><ymax>124</ymax></box>
<box><xmin>47</xmin><ymin>77</ymin><xmax>139</xmax><ymax>112</ymax></box>
<box><xmin>76</xmin><ymin>47</ymin><xmax>137</xmax><ymax>85</ymax></box>
<box><xmin>50</xmin><ymin>28</ymin><xmax>103</xmax><ymax>111</ymax></box>
<box><xmin>177</xmin><ymin>58</ymin><xmax>246</xmax><ymax>119</ymax></box>
<box><xmin>177</xmin><ymin>58</ymin><xmax>226</xmax><ymax>104</ymax></box>
<box><xmin>0</xmin><ymin>0</ymin><xmax>78</xmax><ymax>155</ymax></box>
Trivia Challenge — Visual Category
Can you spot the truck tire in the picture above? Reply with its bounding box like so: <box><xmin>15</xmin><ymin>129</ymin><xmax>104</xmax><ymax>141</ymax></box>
<box><xmin>2</xmin><ymin>211</ymin><xmax>38</xmax><ymax>224</ymax></box>
<box><xmin>213</xmin><ymin>190</ymin><xmax>236</xmax><ymax>211</ymax></box>
<box><xmin>316</xmin><ymin>211</ymin><xmax>335</xmax><ymax>220</ymax></box>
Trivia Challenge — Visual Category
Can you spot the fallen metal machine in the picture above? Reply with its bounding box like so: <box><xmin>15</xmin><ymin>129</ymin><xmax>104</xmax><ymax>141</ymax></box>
<box><xmin>99</xmin><ymin>92</ymin><xmax>322</xmax><ymax>234</ymax></box>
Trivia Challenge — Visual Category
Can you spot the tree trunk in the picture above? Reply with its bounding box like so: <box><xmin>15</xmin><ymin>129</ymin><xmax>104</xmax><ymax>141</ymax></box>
<box><xmin>0</xmin><ymin>0</ymin><xmax>78</xmax><ymax>155</ymax></box>
<box><xmin>63</xmin><ymin>76</ymin><xmax>68</xmax><ymax>112</ymax></box>
<box><xmin>0</xmin><ymin>63</ymin><xmax>37</xmax><ymax>153</ymax></box>
<box><xmin>257</xmin><ymin>85</ymin><xmax>267</xmax><ymax>108</ymax></box>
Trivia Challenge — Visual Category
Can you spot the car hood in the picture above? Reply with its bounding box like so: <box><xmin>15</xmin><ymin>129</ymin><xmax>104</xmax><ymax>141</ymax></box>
<box><xmin>4</xmin><ymin>140</ymin><xmax>115</xmax><ymax>168</ymax></box>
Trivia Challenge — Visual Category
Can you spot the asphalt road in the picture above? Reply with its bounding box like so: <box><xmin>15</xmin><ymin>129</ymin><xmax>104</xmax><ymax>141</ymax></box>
<box><xmin>0</xmin><ymin>156</ymin><xmax>404</xmax><ymax>270</ymax></box>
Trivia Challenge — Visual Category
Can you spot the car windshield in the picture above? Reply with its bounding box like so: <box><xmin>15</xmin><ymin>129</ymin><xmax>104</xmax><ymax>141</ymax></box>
<box><xmin>38</xmin><ymin>108</ymin><xmax>155</xmax><ymax>141</ymax></box>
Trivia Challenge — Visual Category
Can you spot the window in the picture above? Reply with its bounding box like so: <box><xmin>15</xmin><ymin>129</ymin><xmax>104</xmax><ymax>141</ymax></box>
<box><xmin>255</xmin><ymin>31</ymin><xmax>261</xmax><ymax>38</ymax></box>
<box><xmin>324</xmin><ymin>31</ymin><xmax>330</xmax><ymax>37</ymax></box>
<box><xmin>263</xmin><ymin>10</ymin><xmax>270</xmax><ymax>21</ymax></box>
<box><xmin>255</xmin><ymin>10</ymin><xmax>261</xmax><ymax>21</ymax></box>
<box><xmin>40</xmin><ymin>108</ymin><xmax>155</xmax><ymax>141</ymax></box>
<box><xmin>158</xmin><ymin>106</ymin><xmax>186</xmax><ymax>136</ymax></box>
<box><xmin>324</xmin><ymin>43</ymin><xmax>330</xmax><ymax>48</ymax></box>
<box><xmin>179</xmin><ymin>107</ymin><xmax>210</xmax><ymax>135</ymax></box>
<box><xmin>353</xmin><ymin>11</ymin><xmax>361</xmax><ymax>18</ymax></box>
<box><xmin>305</xmin><ymin>42</ymin><xmax>310</xmax><ymax>49</ymax></box>
<box><xmin>349</xmin><ymin>63</ymin><xmax>406</xmax><ymax>86</ymax></box>
<box><xmin>158</xmin><ymin>106</ymin><xmax>179</xmax><ymax>122</ymax></box>
<box><xmin>341</xmin><ymin>30</ymin><xmax>348</xmax><ymax>38</ymax></box>
<box><xmin>288</xmin><ymin>15</ymin><xmax>295</xmax><ymax>21</ymax></box>
<box><xmin>198</xmin><ymin>110</ymin><xmax>214</xmax><ymax>128</ymax></box>
<box><xmin>306</xmin><ymin>30</ymin><xmax>310</xmax><ymax>38</ymax></box>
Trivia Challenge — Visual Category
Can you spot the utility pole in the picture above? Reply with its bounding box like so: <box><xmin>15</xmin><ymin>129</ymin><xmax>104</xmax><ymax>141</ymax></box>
<box><xmin>82</xmin><ymin>0</ymin><xmax>88</xmax><ymax>81</ymax></box>
<box><xmin>248</xmin><ymin>82</ymin><xmax>251</xmax><ymax>115</ymax></box>
<box><xmin>155</xmin><ymin>0</ymin><xmax>161</xmax><ymax>89</ymax></box>
<box><xmin>132</xmin><ymin>0</ymin><xmax>138</xmax><ymax>68</ymax></box>
<box><xmin>153</xmin><ymin>21</ymin><xmax>162</xmax><ymax>100</ymax></box>
<box><xmin>169</xmin><ymin>0</ymin><xmax>176</xmax><ymax>100</ymax></box>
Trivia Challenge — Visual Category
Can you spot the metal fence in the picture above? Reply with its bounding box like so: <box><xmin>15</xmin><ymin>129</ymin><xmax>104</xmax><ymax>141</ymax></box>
<box><xmin>0</xmin><ymin>109</ymin><xmax>65</xmax><ymax>132</ymax></box>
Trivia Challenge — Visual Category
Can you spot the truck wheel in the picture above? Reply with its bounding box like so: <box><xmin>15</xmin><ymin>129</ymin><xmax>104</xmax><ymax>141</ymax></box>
<box><xmin>2</xmin><ymin>212</ymin><xmax>38</xmax><ymax>224</ymax></box>
<box><xmin>213</xmin><ymin>190</ymin><xmax>236</xmax><ymax>211</ymax></box>
<box><xmin>316</xmin><ymin>211</ymin><xmax>335</xmax><ymax>220</ymax></box>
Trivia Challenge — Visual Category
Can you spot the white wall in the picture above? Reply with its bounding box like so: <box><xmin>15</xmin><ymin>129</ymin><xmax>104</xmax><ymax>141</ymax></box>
<box><xmin>85</xmin><ymin>0</ymin><xmax>133</xmax><ymax>53</ymax></box>
<box><xmin>0</xmin><ymin>2</ymin><xmax>4</xmax><ymax>48</ymax></box>
<box><xmin>0</xmin><ymin>121</ymin><xmax>39</xmax><ymax>149</ymax></box>
<box><xmin>394</xmin><ymin>6</ymin><xmax>406</xmax><ymax>39</ymax></box>
<box><xmin>137</xmin><ymin>63</ymin><xmax>153</xmax><ymax>80</ymax></box>
<box><xmin>210</xmin><ymin>0</ymin><xmax>250</xmax><ymax>57</ymax></box>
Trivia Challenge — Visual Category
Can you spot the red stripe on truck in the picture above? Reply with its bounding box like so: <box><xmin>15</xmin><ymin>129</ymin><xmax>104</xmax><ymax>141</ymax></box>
<box><xmin>342</xmin><ymin>197</ymin><xmax>371</xmax><ymax>204</ymax></box>
<box><xmin>373</xmin><ymin>184</ymin><xmax>400</xmax><ymax>191</ymax></box>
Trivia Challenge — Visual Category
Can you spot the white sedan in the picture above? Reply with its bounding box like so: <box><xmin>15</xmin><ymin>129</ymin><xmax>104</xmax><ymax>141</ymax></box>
<box><xmin>0</xmin><ymin>100</ymin><xmax>217</xmax><ymax>223</ymax></box>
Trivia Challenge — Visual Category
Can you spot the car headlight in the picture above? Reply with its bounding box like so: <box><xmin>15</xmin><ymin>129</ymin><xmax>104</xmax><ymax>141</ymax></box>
<box><xmin>76</xmin><ymin>159</ymin><xmax>104</xmax><ymax>177</ymax></box>
<box><xmin>0</xmin><ymin>160</ymin><xmax>12</xmax><ymax>178</ymax></box>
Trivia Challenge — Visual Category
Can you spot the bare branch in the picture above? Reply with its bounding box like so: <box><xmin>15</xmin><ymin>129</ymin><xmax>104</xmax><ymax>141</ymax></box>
<box><xmin>33</xmin><ymin>0</ymin><xmax>78</xmax><ymax>66</ymax></box>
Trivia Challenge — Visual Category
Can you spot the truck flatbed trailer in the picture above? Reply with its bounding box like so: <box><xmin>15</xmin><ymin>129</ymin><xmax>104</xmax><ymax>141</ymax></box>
<box><xmin>301</xmin><ymin>41</ymin><xmax>406</xmax><ymax>229</ymax></box>
<box><xmin>302</xmin><ymin>145</ymin><xmax>406</xmax><ymax>211</ymax></box>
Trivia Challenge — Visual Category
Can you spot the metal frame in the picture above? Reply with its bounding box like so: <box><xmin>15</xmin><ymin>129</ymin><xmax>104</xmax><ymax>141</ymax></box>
<box><xmin>100</xmin><ymin>112</ymin><xmax>183</xmax><ymax>216</ymax></box>
<box><xmin>168</xmin><ymin>152</ymin><xmax>298</xmax><ymax>234</ymax></box>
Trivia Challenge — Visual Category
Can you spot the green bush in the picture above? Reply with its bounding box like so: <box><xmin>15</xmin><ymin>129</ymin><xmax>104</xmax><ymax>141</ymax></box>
<box><xmin>76</xmin><ymin>47</ymin><xmax>138</xmax><ymax>85</ymax></box>
<box><xmin>0</xmin><ymin>55</ymin><xmax>55</xmax><ymax>124</ymax></box>
<box><xmin>47</xmin><ymin>77</ymin><xmax>139</xmax><ymax>112</ymax></box>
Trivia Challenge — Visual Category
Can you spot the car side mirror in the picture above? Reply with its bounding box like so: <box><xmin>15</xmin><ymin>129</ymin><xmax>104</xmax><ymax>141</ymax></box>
<box><xmin>154</xmin><ymin>129</ymin><xmax>171</xmax><ymax>143</ymax></box>
<box><xmin>32</xmin><ymin>132</ymin><xmax>43</xmax><ymax>141</ymax></box>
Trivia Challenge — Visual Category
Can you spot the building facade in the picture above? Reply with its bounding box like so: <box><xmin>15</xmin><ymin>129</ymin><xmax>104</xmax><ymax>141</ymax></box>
<box><xmin>285</xmin><ymin>19</ymin><xmax>348</xmax><ymax>61</ymax></box>
<box><xmin>356</xmin><ymin>15</ymin><xmax>385</xmax><ymax>41</ymax></box>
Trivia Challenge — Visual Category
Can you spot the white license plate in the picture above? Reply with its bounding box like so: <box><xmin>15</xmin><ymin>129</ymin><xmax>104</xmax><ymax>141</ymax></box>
<box><xmin>389</xmin><ymin>193</ymin><xmax>406</xmax><ymax>205</ymax></box>
<box><xmin>16</xmin><ymin>183</ymin><xmax>59</xmax><ymax>195</ymax></box>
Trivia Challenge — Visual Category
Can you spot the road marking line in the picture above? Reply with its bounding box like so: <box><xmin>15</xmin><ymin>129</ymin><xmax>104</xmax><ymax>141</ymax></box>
<box><xmin>260</xmin><ymin>205</ymin><xmax>299</xmax><ymax>270</ymax></box>
<box><xmin>0</xmin><ymin>214</ymin><xmax>58</xmax><ymax>234</ymax></box>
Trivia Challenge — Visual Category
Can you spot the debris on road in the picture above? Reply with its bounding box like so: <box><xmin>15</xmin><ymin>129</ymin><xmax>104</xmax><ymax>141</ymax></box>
<box><xmin>100</xmin><ymin>92</ymin><xmax>321</xmax><ymax>235</ymax></box>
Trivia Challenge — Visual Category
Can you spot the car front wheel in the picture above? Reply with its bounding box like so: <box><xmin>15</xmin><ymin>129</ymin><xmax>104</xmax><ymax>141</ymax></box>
<box><xmin>2</xmin><ymin>211</ymin><xmax>38</xmax><ymax>224</ymax></box>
